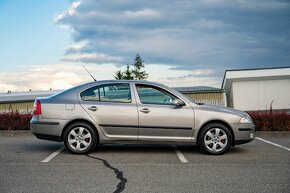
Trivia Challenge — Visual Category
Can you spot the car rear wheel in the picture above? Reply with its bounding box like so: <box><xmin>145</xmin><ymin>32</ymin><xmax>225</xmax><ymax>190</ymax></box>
<box><xmin>64</xmin><ymin>122</ymin><xmax>97</xmax><ymax>154</ymax></box>
<box><xmin>198</xmin><ymin>123</ymin><xmax>232</xmax><ymax>155</ymax></box>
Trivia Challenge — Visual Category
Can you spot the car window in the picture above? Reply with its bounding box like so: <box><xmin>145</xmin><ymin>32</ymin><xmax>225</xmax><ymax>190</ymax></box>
<box><xmin>80</xmin><ymin>86</ymin><xmax>100</xmax><ymax>101</ymax></box>
<box><xmin>81</xmin><ymin>83</ymin><xmax>131</xmax><ymax>103</ymax></box>
<box><xmin>136</xmin><ymin>84</ymin><xmax>177</xmax><ymax>105</ymax></box>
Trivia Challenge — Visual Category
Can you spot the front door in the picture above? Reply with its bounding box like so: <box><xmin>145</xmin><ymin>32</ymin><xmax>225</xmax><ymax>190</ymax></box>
<box><xmin>79</xmin><ymin>83</ymin><xmax>138</xmax><ymax>140</ymax></box>
<box><xmin>135</xmin><ymin>84</ymin><xmax>194</xmax><ymax>141</ymax></box>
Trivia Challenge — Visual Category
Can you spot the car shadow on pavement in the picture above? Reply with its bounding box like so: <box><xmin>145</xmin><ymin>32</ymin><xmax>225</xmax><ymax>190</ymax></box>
<box><xmin>59</xmin><ymin>143</ymin><xmax>249</xmax><ymax>156</ymax></box>
<box><xmin>19</xmin><ymin>141</ymin><xmax>63</xmax><ymax>154</ymax></box>
<box><xmin>78</xmin><ymin>144</ymin><xmax>208</xmax><ymax>155</ymax></box>
<box><xmin>93</xmin><ymin>144</ymin><xmax>188</xmax><ymax>154</ymax></box>
<box><xmin>177</xmin><ymin>144</ymin><xmax>249</xmax><ymax>155</ymax></box>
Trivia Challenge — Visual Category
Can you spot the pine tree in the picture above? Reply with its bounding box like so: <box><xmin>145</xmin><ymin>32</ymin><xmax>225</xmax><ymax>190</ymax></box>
<box><xmin>113</xmin><ymin>54</ymin><xmax>148</xmax><ymax>80</ymax></box>
<box><xmin>113</xmin><ymin>70</ymin><xmax>124</xmax><ymax>80</ymax></box>
<box><xmin>123</xmin><ymin>64</ymin><xmax>134</xmax><ymax>80</ymax></box>
<box><xmin>131</xmin><ymin>54</ymin><xmax>148</xmax><ymax>80</ymax></box>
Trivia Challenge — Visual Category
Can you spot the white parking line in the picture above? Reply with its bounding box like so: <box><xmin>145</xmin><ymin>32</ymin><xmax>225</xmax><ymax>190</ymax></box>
<box><xmin>255</xmin><ymin>137</ymin><xmax>290</xmax><ymax>152</ymax></box>
<box><xmin>41</xmin><ymin>146</ymin><xmax>65</xmax><ymax>163</ymax></box>
<box><xmin>173</xmin><ymin>145</ymin><xmax>188</xmax><ymax>163</ymax></box>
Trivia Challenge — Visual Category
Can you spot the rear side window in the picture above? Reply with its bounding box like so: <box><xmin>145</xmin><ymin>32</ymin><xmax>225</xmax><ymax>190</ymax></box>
<box><xmin>81</xmin><ymin>83</ymin><xmax>131</xmax><ymax>103</ymax></box>
<box><xmin>80</xmin><ymin>86</ymin><xmax>100</xmax><ymax>101</ymax></box>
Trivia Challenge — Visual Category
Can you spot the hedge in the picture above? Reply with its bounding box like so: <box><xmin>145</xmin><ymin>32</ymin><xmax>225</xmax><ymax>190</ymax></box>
<box><xmin>0</xmin><ymin>111</ymin><xmax>32</xmax><ymax>130</ymax></box>
<box><xmin>247</xmin><ymin>111</ymin><xmax>290</xmax><ymax>131</ymax></box>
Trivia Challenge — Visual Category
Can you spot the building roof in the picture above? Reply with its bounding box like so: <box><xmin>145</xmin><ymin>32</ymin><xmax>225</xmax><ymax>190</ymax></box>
<box><xmin>173</xmin><ymin>86</ymin><xmax>224</xmax><ymax>93</ymax></box>
<box><xmin>0</xmin><ymin>90</ymin><xmax>60</xmax><ymax>103</ymax></box>
<box><xmin>222</xmin><ymin>66</ymin><xmax>290</xmax><ymax>90</ymax></box>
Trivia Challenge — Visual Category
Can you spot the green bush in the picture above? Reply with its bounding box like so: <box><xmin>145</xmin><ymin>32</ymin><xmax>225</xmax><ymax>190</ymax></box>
<box><xmin>0</xmin><ymin>111</ymin><xmax>32</xmax><ymax>130</ymax></box>
<box><xmin>248</xmin><ymin>111</ymin><xmax>290</xmax><ymax>131</ymax></box>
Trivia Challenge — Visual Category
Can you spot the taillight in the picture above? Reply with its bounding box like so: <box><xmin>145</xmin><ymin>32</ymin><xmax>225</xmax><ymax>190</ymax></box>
<box><xmin>33</xmin><ymin>100</ymin><xmax>41</xmax><ymax>115</ymax></box>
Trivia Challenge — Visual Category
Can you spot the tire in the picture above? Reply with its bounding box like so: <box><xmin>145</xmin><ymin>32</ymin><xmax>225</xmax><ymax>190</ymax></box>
<box><xmin>198</xmin><ymin>123</ymin><xmax>232</xmax><ymax>155</ymax></box>
<box><xmin>64</xmin><ymin>122</ymin><xmax>97</xmax><ymax>154</ymax></box>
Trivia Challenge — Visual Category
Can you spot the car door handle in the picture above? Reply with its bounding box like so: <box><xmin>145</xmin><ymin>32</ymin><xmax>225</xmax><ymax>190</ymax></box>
<box><xmin>140</xmin><ymin>108</ymin><xmax>150</xmax><ymax>113</ymax></box>
<box><xmin>88</xmin><ymin>106</ymin><xmax>98</xmax><ymax>111</ymax></box>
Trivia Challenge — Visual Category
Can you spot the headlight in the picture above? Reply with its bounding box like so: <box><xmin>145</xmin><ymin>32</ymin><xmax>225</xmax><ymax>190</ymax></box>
<box><xmin>240</xmin><ymin>116</ymin><xmax>252</xmax><ymax>124</ymax></box>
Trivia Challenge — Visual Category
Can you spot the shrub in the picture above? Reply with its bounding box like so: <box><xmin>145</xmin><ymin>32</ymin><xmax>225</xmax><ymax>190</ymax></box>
<box><xmin>248</xmin><ymin>111</ymin><xmax>290</xmax><ymax>131</ymax></box>
<box><xmin>0</xmin><ymin>111</ymin><xmax>32</xmax><ymax>130</ymax></box>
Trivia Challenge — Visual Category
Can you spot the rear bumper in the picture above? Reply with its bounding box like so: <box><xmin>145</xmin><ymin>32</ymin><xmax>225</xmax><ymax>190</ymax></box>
<box><xmin>33</xmin><ymin>133</ymin><xmax>62</xmax><ymax>142</ymax></box>
<box><xmin>30</xmin><ymin>119</ymin><xmax>65</xmax><ymax>142</ymax></box>
<box><xmin>30</xmin><ymin>120</ymin><xmax>60</xmax><ymax>126</ymax></box>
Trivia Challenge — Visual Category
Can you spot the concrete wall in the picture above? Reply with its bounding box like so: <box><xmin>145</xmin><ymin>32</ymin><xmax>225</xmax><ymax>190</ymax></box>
<box><xmin>231</xmin><ymin>79</ymin><xmax>290</xmax><ymax>111</ymax></box>
<box><xmin>227</xmin><ymin>86</ymin><xmax>234</xmax><ymax>108</ymax></box>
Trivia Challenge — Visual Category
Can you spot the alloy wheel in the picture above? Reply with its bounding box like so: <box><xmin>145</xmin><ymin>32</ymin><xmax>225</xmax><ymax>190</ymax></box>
<box><xmin>204</xmin><ymin>128</ymin><xmax>228</xmax><ymax>153</ymax></box>
<box><xmin>67</xmin><ymin>127</ymin><xmax>92</xmax><ymax>151</ymax></box>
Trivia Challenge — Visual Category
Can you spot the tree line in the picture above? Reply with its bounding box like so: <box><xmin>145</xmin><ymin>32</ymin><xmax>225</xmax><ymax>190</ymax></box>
<box><xmin>114</xmin><ymin>54</ymin><xmax>148</xmax><ymax>80</ymax></box>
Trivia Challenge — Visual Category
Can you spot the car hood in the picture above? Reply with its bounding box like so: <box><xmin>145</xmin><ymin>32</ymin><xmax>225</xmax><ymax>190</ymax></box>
<box><xmin>196</xmin><ymin>103</ymin><xmax>248</xmax><ymax>117</ymax></box>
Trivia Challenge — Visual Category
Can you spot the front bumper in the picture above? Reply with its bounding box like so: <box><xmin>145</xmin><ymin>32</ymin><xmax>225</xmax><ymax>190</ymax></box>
<box><xmin>231</xmin><ymin>123</ymin><xmax>256</xmax><ymax>145</ymax></box>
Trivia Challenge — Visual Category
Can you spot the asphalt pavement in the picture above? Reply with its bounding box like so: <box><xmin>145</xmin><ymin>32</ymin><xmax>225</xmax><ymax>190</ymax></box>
<box><xmin>0</xmin><ymin>131</ymin><xmax>289</xmax><ymax>193</ymax></box>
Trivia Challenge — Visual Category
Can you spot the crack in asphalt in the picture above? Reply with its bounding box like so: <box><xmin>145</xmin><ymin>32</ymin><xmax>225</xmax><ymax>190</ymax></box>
<box><xmin>86</xmin><ymin>154</ymin><xmax>127</xmax><ymax>193</ymax></box>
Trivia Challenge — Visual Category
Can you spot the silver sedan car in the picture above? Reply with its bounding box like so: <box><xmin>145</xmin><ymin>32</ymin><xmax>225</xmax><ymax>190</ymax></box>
<box><xmin>31</xmin><ymin>80</ymin><xmax>255</xmax><ymax>155</ymax></box>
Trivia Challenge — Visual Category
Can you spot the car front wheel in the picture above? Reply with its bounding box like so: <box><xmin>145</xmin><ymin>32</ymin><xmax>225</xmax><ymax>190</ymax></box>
<box><xmin>198</xmin><ymin>123</ymin><xmax>232</xmax><ymax>155</ymax></box>
<box><xmin>64</xmin><ymin>122</ymin><xmax>97</xmax><ymax>154</ymax></box>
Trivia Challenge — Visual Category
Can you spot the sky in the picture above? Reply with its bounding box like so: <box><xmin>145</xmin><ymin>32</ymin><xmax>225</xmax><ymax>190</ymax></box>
<box><xmin>0</xmin><ymin>0</ymin><xmax>289</xmax><ymax>92</ymax></box>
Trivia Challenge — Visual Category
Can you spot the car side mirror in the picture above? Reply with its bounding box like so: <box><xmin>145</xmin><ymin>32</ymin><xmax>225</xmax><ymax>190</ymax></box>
<box><xmin>173</xmin><ymin>99</ymin><xmax>185</xmax><ymax>107</ymax></box>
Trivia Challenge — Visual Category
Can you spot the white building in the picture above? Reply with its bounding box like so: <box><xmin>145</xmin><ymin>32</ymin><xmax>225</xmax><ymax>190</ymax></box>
<box><xmin>222</xmin><ymin>67</ymin><xmax>290</xmax><ymax>111</ymax></box>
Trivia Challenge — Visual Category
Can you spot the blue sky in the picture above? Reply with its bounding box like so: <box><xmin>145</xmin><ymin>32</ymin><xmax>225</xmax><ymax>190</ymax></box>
<box><xmin>0</xmin><ymin>0</ymin><xmax>70</xmax><ymax>70</ymax></box>
<box><xmin>0</xmin><ymin>0</ymin><xmax>289</xmax><ymax>92</ymax></box>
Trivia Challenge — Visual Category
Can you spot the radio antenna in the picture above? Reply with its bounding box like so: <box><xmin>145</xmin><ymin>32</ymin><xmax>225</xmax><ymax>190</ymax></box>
<box><xmin>82</xmin><ymin>65</ymin><xmax>96</xmax><ymax>81</ymax></box>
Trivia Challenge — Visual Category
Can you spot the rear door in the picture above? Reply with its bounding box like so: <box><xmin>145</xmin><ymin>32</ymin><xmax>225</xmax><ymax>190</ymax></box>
<box><xmin>79</xmin><ymin>83</ymin><xmax>138</xmax><ymax>140</ymax></box>
<box><xmin>135</xmin><ymin>84</ymin><xmax>194</xmax><ymax>141</ymax></box>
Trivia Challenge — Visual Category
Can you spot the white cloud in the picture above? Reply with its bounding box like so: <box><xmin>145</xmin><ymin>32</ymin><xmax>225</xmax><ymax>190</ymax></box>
<box><xmin>160</xmin><ymin>76</ymin><xmax>220</xmax><ymax>88</ymax></box>
<box><xmin>3</xmin><ymin>0</ymin><xmax>288</xmax><ymax>94</ymax></box>
<box><xmin>0</xmin><ymin>63</ymin><xmax>118</xmax><ymax>92</ymax></box>
<box><xmin>64</xmin><ymin>41</ymin><xmax>88</xmax><ymax>54</ymax></box>
<box><xmin>0</xmin><ymin>65</ymin><xmax>84</xmax><ymax>92</ymax></box>
<box><xmin>201</xmin><ymin>0</ymin><xmax>226</xmax><ymax>4</ymax></box>
<box><xmin>165</xmin><ymin>69</ymin><xmax>215</xmax><ymax>81</ymax></box>
<box><xmin>238</xmin><ymin>0</ymin><xmax>290</xmax><ymax>10</ymax></box>
<box><xmin>191</xmin><ymin>69</ymin><xmax>214</xmax><ymax>75</ymax></box>
<box><xmin>0</xmin><ymin>83</ymin><xmax>18</xmax><ymax>93</ymax></box>
<box><xmin>0</xmin><ymin>63</ymin><xmax>221</xmax><ymax>93</ymax></box>
<box><xmin>62</xmin><ymin>53</ymin><xmax>124</xmax><ymax>63</ymax></box>
<box><xmin>54</xmin><ymin>0</ymin><xmax>290</xmax><ymax>72</ymax></box>
<box><xmin>200</xmin><ymin>0</ymin><xmax>290</xmax><ymax>10</ymax></box>
<box><xmin>144</xmin><ymin>64</ymin><xmax>220</xmax><ymax>87</ymax></box>
<box><xmin>54</xmin><ymin>1</ymin><xmax>81</xmax><ymax>22</ymax></box>
<box><xmin>123</xmin><ymin>9</ymin><xmax>162</xmax><ymax>19</ymax></box>
<box><xmin>191</xmin><ymin>19</ymin><xmax>225</xmax><ymax>29</ymax></box>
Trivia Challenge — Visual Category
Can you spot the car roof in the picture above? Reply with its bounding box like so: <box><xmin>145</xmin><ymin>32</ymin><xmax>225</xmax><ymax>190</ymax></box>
<box><xmin>82</xmin><ymin>80</ymin><xmax>166</xmax><ymax>87</ymax></box>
